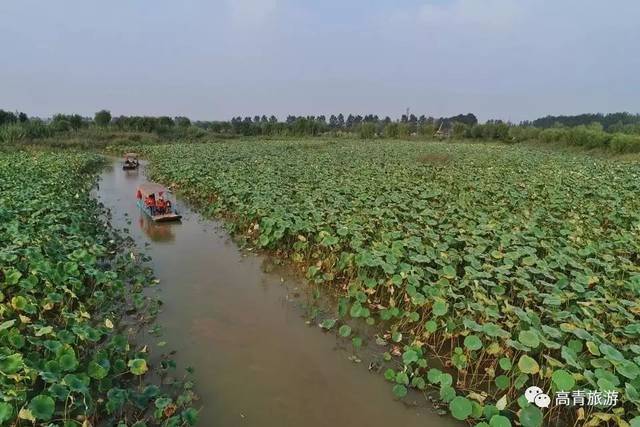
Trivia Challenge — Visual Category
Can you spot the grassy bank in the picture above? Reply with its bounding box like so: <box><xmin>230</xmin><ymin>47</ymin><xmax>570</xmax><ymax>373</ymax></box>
<box><xmin>138</xmin><ymin>139</ymin><xmax>640</xmax><ymax>426</ymax></box>
<box><xmin>0</xmin><ymin>151</ymin><xmax>197</xmax><ymax>426</ymax></box>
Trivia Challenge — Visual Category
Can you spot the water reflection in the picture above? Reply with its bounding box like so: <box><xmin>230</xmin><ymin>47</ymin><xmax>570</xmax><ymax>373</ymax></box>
<box><xmin>138</xmin><ymin>211</ymin><xmax>176</xmax><ymax>242</ymax></box>
<box><xmin>123</xmin><ymin>168</ymin><xmax>140</xmax><ymax>178</ymax></box>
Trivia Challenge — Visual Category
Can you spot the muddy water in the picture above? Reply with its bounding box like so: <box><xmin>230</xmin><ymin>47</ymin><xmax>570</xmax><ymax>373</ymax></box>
<box><xmin>96</xmin><ymin>160</ymin><xmax>458</xmax><ymax>427</ymax></box>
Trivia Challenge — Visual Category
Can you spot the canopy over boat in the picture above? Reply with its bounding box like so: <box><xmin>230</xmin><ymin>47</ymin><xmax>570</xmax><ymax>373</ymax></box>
<box><xmin>137</xmin><ymin>183</ymin><xmax>168</xmax><ymax>198</ymax></box>
<box><xmin>124</xmin><ymin>152</ymin><xmax>139</xmax><ymax>158</ymax></box>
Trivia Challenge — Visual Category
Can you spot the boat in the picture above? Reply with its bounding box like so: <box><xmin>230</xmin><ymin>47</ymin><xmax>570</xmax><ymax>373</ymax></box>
<box><xmin>122</xmin><ymin>153</ymin><xmax>140</xmax><ymax>170</ymax></box>
<box><xmin>136</xmin><ymin>183</ymin><xmax>182</xmax><ymax>222</ymax></box>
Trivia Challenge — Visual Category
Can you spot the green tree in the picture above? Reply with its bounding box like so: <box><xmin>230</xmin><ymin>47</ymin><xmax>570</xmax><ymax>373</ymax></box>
<box><xmin>359</xmin><ymin>123</ymin><xmax>376</xmax><ymax>139</ymax></box>
<box><xmin>383</xmin><ymin>122</ymin><xmax>399</xmax><ymax>138</ymax></box>
<box><xmin>158</xmin><ymin>116</ymin><xmax>175</xmax><ymax>128</ymax></box>
<box><xmin>175</xmin><ymin>117</ymin><xmax>191</xmax><ymax>128</ymax></box>
<box><xmin>68</xmin><ymin>114</ymin><xmax>83</xmax><ymax>131</ymax></box>
<box><xmin>452</xmin><ymin>122</ymin><xmax>468</xmax><ymax>138</ymax></box>
<box><xmin>94</xmin><ymin>110</ymin><xmax>111</xmax><ymax>127</ymax></box>
<box><xmin>397</xmin><ymin>123</ymin><xmax>410</xmax><ymax>139</ymax></box>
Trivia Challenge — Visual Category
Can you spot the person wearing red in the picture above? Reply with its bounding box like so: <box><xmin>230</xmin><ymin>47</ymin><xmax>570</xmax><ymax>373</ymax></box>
<box><xmin>145</xmin><ymin>194</ymin><xmax>156</xmax><ymax>215</ymax></box>
<box><xmin>156</xmin><ymin>197</ymin><xmax>166</xmax><ymax>215</ymax></box>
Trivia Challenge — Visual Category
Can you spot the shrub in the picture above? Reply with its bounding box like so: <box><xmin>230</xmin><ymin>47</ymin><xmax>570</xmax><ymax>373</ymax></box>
<box><xmin>452</xmin><ymin>122</ymin><xmax>469</xmax><ymax>138</ymax></box>
<box><xmin>610</xmin><ymin>133</ymin><xmax>640</xmax><ymax>153</ymax></box>
<box><xmin>397</xmin><ymin>123</ymin><xmax>410</xmax><ymax>139</ymax></box>
<box><xmin>418</xmin><ymin>123</ymin><xmax>435</xmax><ymax>138</ymax></box>
<box><xmin>50</xmin><ymin>119</ymin><xmax>71</xmax><ymax>133</ymax></box>
<box><xmin>383</xmin><ymin>122</ymin><xmax>399</xmax><ymax>138</ymax></box>
<box><xmin>508</xmin><ymin>126</ymin><xmax>540</xmax><ymax>142</ymax></box>
<box><xmin>539</xmin><ymin>128</ymin><xmax>568</xmax><ymax>143</ymax></box>
<box><xmin>564</xmin><ymin>126</ymin><xmax>611</xmax><ymax>148</ymax></box>
<box><xmin>359</xmin><ymin>123</ymin><xmax>376</xmax><ymax>139</ymax></box>
<box><xmin>0</xmin><ymin>123</ymin><xmax>27</xmax><ymax>144</ymax></box>
<box><xmin>22</xmin><ymin>120</ymin><xmax>53</xmax><ymax>139</ymax></box>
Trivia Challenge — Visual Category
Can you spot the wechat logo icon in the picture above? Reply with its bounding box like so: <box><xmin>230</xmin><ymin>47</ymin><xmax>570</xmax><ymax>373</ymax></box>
<box><xmin>525</xmin><ymin>386</ymin><xmax>551</xmax><ymax>408</ymax></box>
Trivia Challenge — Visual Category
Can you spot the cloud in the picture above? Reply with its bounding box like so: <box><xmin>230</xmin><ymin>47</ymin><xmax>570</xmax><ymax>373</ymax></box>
<box><xmin>226</xmin><ymin>0</ymin><xmax>279</xmax><ymax>27</ymax></box>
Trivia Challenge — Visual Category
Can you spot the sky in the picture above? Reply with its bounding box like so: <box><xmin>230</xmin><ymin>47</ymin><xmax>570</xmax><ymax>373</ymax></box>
<box><xmin>1</xmin><ymin>0</ymin><xmax>639</xmax><ymax>122</ymax></box>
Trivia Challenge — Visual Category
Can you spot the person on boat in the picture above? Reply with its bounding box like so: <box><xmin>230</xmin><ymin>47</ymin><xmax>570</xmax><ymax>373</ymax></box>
<box><xmin>145</xmin><ymin>194</ymin><xmax>156</xmax><ymax>215</ymax></box>
<box><xmin>156</xmin><ymin>197</ymin><xmax>166</xmax><ymax>215</ymax></box>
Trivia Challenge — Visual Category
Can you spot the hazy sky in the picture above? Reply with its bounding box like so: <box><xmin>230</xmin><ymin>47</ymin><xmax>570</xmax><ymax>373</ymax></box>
<box><xmin>1</xmin><ymin>0</ymin><xmax>639</xmax><ymax>122</ymax></box>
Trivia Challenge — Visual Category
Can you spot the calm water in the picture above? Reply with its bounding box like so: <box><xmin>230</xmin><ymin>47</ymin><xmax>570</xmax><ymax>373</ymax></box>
<box><xmin>96</xmin><ymin>159</ymin><xmax>457</xmax><ymax>427</ymax></box>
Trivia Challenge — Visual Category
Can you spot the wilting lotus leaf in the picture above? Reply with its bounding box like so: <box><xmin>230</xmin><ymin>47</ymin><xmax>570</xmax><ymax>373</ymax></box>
<box><xmin>518</xmin><ymin>355</ymin><xmax>540</xmax><ymax>374</ymax></box>
<box><xmin>128</xmin><ymin>359</ymin><xmax>148</xmax><ymax>376</ymax></box>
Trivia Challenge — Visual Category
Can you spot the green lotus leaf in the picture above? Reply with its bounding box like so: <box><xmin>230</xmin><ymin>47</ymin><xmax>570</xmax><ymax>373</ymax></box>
<box><xmin>338</xmin><ymin>325</ymin><xmax>352</xmax><ymax>337</ymax></box>
<box><xmin>464</xmin><ymin>335</ymin><xmax>483</xmax><ymax>351</ymax></box>
<box><xmin>0</xmin><ymin>402</ymin><xmax>13</xmax><ymax>422</ymax></box>
<box><xmin>518</xmin><ymin>330</ymin><xmax>540</xmax><ymax>349</ymax></box>
<box><xmin>28</xmin><ymin>395</ymin><xmax>55</xmax><ymax>421</ymax></box>
<box><xmin>551</xmin><ymin>369</ymin><xmax>575</xmax><ymax>390</ymax></box>
<box><xmin>490</xmin><ymin>415</ymin><xmax>512</xmax><ymax>427</ymax></box>
<box><xmin>392</xmin><ymin>384</ymin><xmax>407</xmax><ymax>398</ymax></box>
<box><xmin>449</xmin><ymin>396</ymin><xmax>472</xmax><ymax>420</ymax></box>
<box><xmin>519</xmin><ymin>405</ymin><xmax>543</xmax><ymax>427</ymax></box>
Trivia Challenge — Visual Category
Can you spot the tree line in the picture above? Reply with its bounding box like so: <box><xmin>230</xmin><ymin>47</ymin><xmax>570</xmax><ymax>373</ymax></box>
<box><xmin>0</xmin><ymin>108</ymin><xmax>480</xmax><ymax>140</ymax></box>
<box><xmin>525</xmin><ymin>112</ymin><xmax>640</xmax><ymax>134</ymax></box>
<box><xmin>1</xmin><ymin>108</ymin><xmax>639</xmax><ymax>153</ymax></box>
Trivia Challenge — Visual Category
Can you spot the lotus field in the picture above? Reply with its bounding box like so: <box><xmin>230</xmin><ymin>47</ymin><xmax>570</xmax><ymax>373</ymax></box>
<box><xmin>0</xmin><ymin>153</ymin><xmax>196</xmax><ymax>426</ymax></box>
<box><xmin>141</xmin><ymin>140</ymin><xmax>640</xmax><ymax>426</ymax></box>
